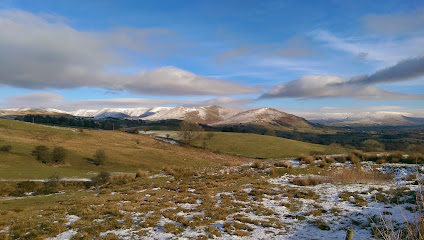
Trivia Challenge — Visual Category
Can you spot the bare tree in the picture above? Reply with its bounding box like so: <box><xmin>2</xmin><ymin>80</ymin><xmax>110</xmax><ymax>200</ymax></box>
<box><xmin>179</xmin><ymin>120</ymin><xmax>204</xmax><ymax>145</ymax></box>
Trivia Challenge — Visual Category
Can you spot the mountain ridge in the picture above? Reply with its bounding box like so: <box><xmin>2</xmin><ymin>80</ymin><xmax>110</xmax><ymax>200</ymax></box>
<box><xmin>1</xmin><ymin>106</ymin><xmax>423</xmax><ymax>127</ymax></box>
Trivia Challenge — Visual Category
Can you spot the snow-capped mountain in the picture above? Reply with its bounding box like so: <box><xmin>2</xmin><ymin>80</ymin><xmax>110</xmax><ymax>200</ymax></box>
<box><xmin>2</xmin><ymin>106</ymin><xmax>423</xmax><ymax>127</ymax></box>
<box><xmin>71</xmin><ymin>107</ymin><xmax>150</xmax><ymax>119</ymax></box>
<box><xmin>298</xmin><ymin>111</ymin><xmax>423</xmax><ymax>126</ymax></box>
<box><xmin>211</xmin><ymin>107</ymin><xmax>311</xmax><ymax>127</ymax></box>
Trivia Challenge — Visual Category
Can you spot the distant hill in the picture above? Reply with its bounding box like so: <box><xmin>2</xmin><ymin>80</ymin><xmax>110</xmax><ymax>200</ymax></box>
<box><xmin>2</xmin><ymin>106</ymin><xmax>423</xmax><ymax>128</ymax></box>
<box><xmin>299</xmin><ymin>111</ymin><xmax>424</xmax><ymax>127</ymax></box>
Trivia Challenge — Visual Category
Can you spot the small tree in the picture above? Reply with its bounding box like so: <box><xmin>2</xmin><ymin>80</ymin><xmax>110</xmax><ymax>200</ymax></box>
<box><xmin>178</xmin><ymin>120</ymin><xmax>204</xmax><ymax>145</ymax></box>
<box><xmin>51</xmin><ymin>147</ymin><xmax>67</xmax><ymax>163</ymax></box>
<box><xmin>32</xmin><ymin>145</ymin><xmax>50</xmax><ymax>163</ymax></box>
<box><xmin>93</xmin><ymin>149</ymin><xmax>107</xmax><ymax>166</ymax></box>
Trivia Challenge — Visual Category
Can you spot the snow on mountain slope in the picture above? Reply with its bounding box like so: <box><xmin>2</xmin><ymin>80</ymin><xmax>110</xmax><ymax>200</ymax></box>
<box><xmin>72</xmin><ymin>107</ymin><xmax>150</xmax><ymax>119</ymax></box>
<box><xmin>299</xmin><ymin>111</ymin><xmax>418</xmax><ymax>126</ymax></box>
<box><xmin>212</xmin><ymin>107</ymin><xmax>311</xmax><ymax>127</ymax></box>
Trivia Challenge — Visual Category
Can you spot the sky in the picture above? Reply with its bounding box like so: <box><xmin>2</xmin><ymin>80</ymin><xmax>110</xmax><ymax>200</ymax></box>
<box><xmin>0</xmin><ymin>0</ymin><xmax>423</xmax><ymax>115</ymax></box>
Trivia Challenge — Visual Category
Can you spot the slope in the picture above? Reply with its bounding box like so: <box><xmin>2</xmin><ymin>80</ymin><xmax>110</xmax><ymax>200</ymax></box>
<box><xmin>192</xmin><ymin>132</ymin><xmax>325</xmax><ymax>159</ymax></box>
<box><xmin>0</xmin><ymin>119</ymin><xmax>247</xmax><ymax>179</ymax></box>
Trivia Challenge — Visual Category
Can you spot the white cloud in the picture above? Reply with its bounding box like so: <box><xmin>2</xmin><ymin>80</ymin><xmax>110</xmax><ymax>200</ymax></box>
<box><xmin>312</xmin><ymin>30</ymin><xmax>424</xmax><ymax>65</ymax></box>
<box><xmin>260</xmin><ymin>75</ymin><xmax>424</xmax><ymax>100</ymax></box>
<box><xmin>0</xmin><ymin>9</ymin><xmax>257</xmax><ymax>96</ymax></box>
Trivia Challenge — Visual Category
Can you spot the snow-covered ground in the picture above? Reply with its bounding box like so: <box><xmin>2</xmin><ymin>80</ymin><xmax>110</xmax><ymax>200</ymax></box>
<box><xmin>1</xmin><ymin>161</ymin><xmax>421</xmax><ymax>239</ymax></box>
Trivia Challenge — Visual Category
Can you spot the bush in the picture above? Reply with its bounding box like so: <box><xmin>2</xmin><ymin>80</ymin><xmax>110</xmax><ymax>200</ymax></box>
<box><xmin>89</xmin><ymin>171</ymin><xmax>110</xmax><ymax>187</ymax></box>
<box><xmin>17</xmin><ymin>181</ymin><xmax>37</xmax><ymax>193</ymax></box>
<box><xmin>93</xmin><ymin>149</ymin><xmax>107</xmax><ymax>166</ymax></box>
<box><xmin>40</xmin><ymin>175</ymin><xmax>62</xmax><ymax>194</ymax></box>
<box><xmin>0</xmin><ymin>145</ymin><xmax>12</xmax><ymax>152</ymax></box>
<box><xmin>32</xmin><ymin>145</ymin><xmax>50</xmax><ymax>163</ymax></box>
<box><xmin>51</xmin><ymin>147</ymin><xmax>67</xmax><ymax>163</ymax></box>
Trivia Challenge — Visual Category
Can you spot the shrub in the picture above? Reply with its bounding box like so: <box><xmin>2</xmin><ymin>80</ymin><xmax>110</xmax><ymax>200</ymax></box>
<box><xmin>40</xmin><ymin>175</ymin><xmax>62</xmax><ymax>194</ymax></box>
<box><xmin>89</xmin><ymin>171</ymin><xmax>110</xmax><ymax>187</ymax></box>
<box><xmin>0</xmin><ymin>145</ymin><xmax>12</xmax><ymax>152</ymax></box>
<box><xmin>17</xmin><ymin>181</ymin><xmax>37</xmax><ymax>193</ymax></box>
<box><xmin>32</xmin><ymin>145</ymin><xmax>50</xmax><ymax>163</ymax></box>
<box><xmin>93</xmin><ymin>149</ymin><xmax>107</xmax><ymax>166</ymax></box>
<box><xmin>51</xmin><ymin>147</ymin><xmax>67</xmax><ymax>163</ymax></box>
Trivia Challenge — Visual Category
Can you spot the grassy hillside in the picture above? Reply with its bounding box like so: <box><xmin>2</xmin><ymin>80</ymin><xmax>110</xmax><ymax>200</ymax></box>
<box><xmin>0</xmin><ymin>119</ymin><xmax>246</xmax><ymax>179</ymax></box>
<box><xmin>193</xmin><ymin>132</ymin><xmax>325</xmax><ymax>159</ymax></box>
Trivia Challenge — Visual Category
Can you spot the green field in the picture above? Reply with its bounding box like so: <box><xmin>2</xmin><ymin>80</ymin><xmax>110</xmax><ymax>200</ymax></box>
<box><xmin>0</xmin><ymin>119</ymin><xmax>246</xmax><ymax>179</ymax></box>
<box><xmin>193</xmin><ymin>132</ymin><xmax>325</xmax><ymax>159</ymax></box>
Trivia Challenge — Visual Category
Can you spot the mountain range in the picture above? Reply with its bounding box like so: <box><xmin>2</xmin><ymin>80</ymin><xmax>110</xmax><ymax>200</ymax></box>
<box><xmin>1</xmin><ymin>106</ymin><xmax>423</xmax><ymax>127</ymax></box>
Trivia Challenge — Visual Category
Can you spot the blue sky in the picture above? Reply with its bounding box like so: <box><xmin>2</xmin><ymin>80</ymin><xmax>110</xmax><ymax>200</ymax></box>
<box><xmin>0</xmin><ymin>0</ymin><xmax>423</xmax><ymax>115</ymax></box>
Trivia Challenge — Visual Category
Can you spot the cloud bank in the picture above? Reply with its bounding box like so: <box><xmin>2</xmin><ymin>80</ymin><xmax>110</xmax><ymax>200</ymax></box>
<box><xmin>0</xmin><ymin>9</ymin><xmax>256</xmax><ymax>96</ymax></box>
<box><xmin>261</xmin><ymin>56</ymin><xmax>424</xmax><ymax>100</ymax></box>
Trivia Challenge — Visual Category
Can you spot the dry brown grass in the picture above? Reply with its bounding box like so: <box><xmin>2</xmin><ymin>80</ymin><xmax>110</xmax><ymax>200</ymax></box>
<box><xmin>299</xmin><ymin>155</ymin><xmax>314</xmax><ymax>165</ymax></box>
<box><xmin>292</xmin><ymin>176</ymin><xmax>323</xmax><ymax>186</ymax></box>
<box><xmin>164</xmin><ymin>166</ymin><xmax>196</xmax><ymax>179</ymax></box>
<box><xmin>324</xmin><ymin>167</ymin><xmax>392</xmax><ymax>184</ymax></box>
<box><xmin>274</xmin><ymin>160</ymin><xmax>293</xmax><ymax>168</ymax></box>
<box><xmin>109</xmin><ymin>173</ymin><xmax>136</xmax><ymax>185</ymax></box>
<box><xmin>135</xmin><ymin>169</ymin><xmax>149</xmax><ymax>178</ymax></box>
